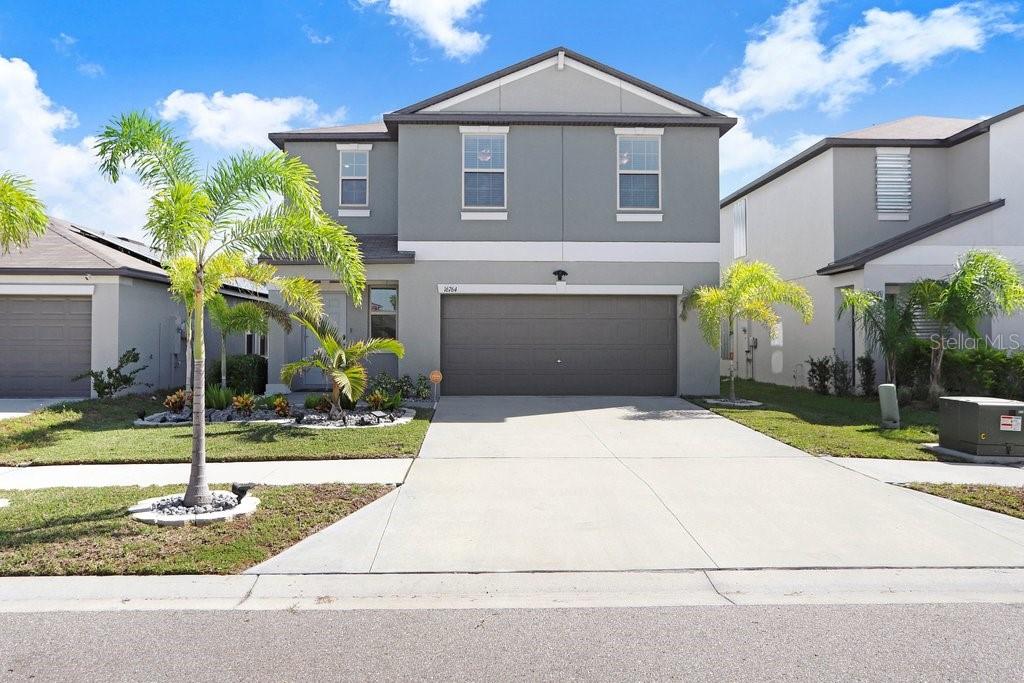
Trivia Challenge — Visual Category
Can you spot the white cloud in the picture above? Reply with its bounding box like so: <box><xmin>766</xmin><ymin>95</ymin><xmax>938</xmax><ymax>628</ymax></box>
<box><xmin>0</xmin><ymin>55</ymin><xmax>150</xmax><ymax>239</ymax></box>
<box><xmin>357</xmin><ymin>0</ymin><xmax>488</xmax><ymax>60</ymax></box>
<box><xmin>77</xmin><ymin>62</ymin><xmax>104</xmax><ymax>78</ymax></box>
<box><xmin>159</xmin><ymin>90</ymin><xmax>347</xmax><ymax>150</ymax></box>
<box><xmin>51</xmin><ymin>32</ymin><xmax>106</xmax><ymax>79</ymax></box>
<box><xmin>303</xmin><ymin>25</ymin><xmax>333</xmax><ymax>45</ymax></box>
<box><xmin>705</xmin><ymin>0</ymin><xmax>1020</xmax><ymax>117</ymax></box>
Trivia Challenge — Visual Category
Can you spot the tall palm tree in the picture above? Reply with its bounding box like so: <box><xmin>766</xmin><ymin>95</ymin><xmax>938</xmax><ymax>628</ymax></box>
<box><xmin>281</xmin><ymin>313</ymin><xmax>404</xmax><ymax>421</ymax></box>
<box><xmin>838</xmin><ymin>289</ymin><xmax>918</xmax><ymax>386</ymax></box>
<box><xmin>910</xmin><ymin>250</ymin><xmax>1024</xmax><ymax>402</ymax></box>
<box><xmin>0</xmin><ymin>171</ymin><xmax>47</xmax><ymax>253</ymax></box>
<box><xmin>96</xmin><ymin>111</ymin><xmax>365</xmax><ymax>507</ymax></box>
<box><xmin>208</xmin><ymin>296</ymin><xmax>292</xmax><ymax>388</ymax></box>
<box><xmin>682</xmin><ymin>260</ymin><xmax>813</xmax><ymax>402</ymax></box>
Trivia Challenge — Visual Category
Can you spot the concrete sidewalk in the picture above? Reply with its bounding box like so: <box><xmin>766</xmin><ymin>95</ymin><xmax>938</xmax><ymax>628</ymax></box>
<box><xmin>0</xmin><ymin>459</ymin><xmax>412</xmax><ymax>489</ymax></box>
<box><xmin>825</xmin><ymin>456</ymin><xmax>1024</xmax><ymax>485</ymax></box>
<box><xmin>3</xmin><ymin>568</ymin><xmax>1024</xmax><ymax>612</ymax></box>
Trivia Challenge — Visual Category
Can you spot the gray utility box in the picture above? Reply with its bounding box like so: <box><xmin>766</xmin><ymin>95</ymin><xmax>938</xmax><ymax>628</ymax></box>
<box><xmin>939</xmin><ymin>396</ymin><xmax>1024</xmax><ymax>457</ymax></box>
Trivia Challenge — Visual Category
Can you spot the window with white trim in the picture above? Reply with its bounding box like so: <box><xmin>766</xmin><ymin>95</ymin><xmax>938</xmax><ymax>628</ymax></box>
<box><xmin>617</xmin><ymin>135</ymin><xmax>660</xmax><ymax>210</ymax></box>
<box><xmin>733</xmin><ymin>198</ymin><xmax>747</xmax><ymax>258</ymax></box>
<box><xmin>369</xmin><ymin>286</ymin><xmax>398</xmax><ymax>339</ymax></box>
<box><xmin>876</xmin><ymin>147</ymin><xmax>911</xmax><ymax>220</ymax></box>
<box><xmin>462</xmin><ymin>133</ymin><xmax>506</xmax><ymax>208</ymax></box>
<box><xmin>340</xmin><ymin>149</ymin><xmax>369</xmax><ymax>207</ymax></box>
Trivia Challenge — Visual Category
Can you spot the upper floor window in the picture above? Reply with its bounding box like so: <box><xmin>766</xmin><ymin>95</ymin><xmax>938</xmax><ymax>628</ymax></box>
<box><xmin>732</xmin><ymin>198</ymin><xmax>747</xmax><ymax>259</ymax></box>
<box><xmin>617</xmin><ymin>133</ymin><xmax>661</xmax><ymax>210</ymax></box>
<box><xmin>369</xmin><ymin>286</ymin><xmax>398</xmax><ymax>339</ymax></box>
<box><xmin>876</xmin><ymin>147</ymin><xmax>911</xmax><ymax>221</ymax></box>
<box><xmin>338</xmin><ymin>144</ymin><xmax>370</xmax><ymax>210</ymax></box>
<box><xmin>462</xmin><ymin>129</ymin><xmax>506</xmax><ymax>209</ymax></box>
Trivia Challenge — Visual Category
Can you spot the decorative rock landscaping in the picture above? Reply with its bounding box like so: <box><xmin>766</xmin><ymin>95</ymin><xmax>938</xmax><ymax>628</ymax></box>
<box><xmin>0</xmin><ymin>498</ymin><xmax>9</xmax><ymax>509</ymax></box>
<box><xmin>128</xmin><ymin>489</ymin><xmax>261</xmax><ymax>526</ymax></box>
<box><xmin>702</xmin><ymin>398</ymin><xmax>764</xmax><ymax>408</ymax></box>
<box><xmin>134</xmin><ymin>406</ymin><xmax>415</xmax><ymax>429</ymax></box>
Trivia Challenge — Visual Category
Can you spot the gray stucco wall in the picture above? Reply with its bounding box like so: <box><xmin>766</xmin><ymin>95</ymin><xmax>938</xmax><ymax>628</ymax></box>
<box><xmin>947</xmin><ymin>133</ymin><xmax>990</xmax><ymax>212</ymax></box>
<box><xmin>438</xmin><ymin>62</ymin><xmax>681</xmax><ymax>115</ymax></box>
<box><xmin>269</xmin><ymin>260</ymin><xmax>721</xmax><ymax>397</ymax></box>
<box><xmin>833</xmin><ymin>147</ymin><xmax>952</xmax><ymax>258</ymax></box>
<box><xmin>397</xmin><ymin>124</ymin><xmax>719</xmax><ymax>243</ymax></box>
<box><xmin>285</xmin><ymin>140</ymin><xmax>399</xmax><ymax>234</ymax></box>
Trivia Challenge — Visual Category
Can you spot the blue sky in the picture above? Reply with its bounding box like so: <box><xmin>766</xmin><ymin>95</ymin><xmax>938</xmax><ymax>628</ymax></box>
<box><xmin>0</xmin><ymin>0</ymin><xmax>1021</xmax><ymax>239</ymax></box>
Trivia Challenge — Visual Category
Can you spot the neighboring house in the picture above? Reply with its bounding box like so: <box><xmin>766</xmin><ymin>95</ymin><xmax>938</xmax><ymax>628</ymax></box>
<box><xmin>0</xmin><ymin>219</ymin><xmax>264</xmax><ymax>397</ymax></box>
<box><xmin>265</xmin><ymin>47</ymin><xmax>735</xmax><ymax>396</ymax></box>
<box><xmin>719</xmin><ymin>104</ymin><xmax>1024</xmax><ymax>388</ymax></box>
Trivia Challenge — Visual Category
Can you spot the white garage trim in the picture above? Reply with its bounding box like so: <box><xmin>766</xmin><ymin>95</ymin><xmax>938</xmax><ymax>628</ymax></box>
<box><xmin>401</xmin><ymin>241</ymin><xmax>719</xmax><ymax>263</ymax></box>
<box><xmin>437</xmin><ymin>283</ymin><xmax>682</xmax><ymax>295</ymax></box>
<box><xmin>0</xmin><ymin>284</ymin><xmax>94</xmax><ymax>296</ymax></box>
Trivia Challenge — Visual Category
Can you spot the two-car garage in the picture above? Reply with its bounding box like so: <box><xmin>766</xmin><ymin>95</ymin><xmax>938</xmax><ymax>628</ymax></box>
<box><xmin>440</xmin><ymin>294</ymin><xmax>678</xmax><ymax>396</ymax></box>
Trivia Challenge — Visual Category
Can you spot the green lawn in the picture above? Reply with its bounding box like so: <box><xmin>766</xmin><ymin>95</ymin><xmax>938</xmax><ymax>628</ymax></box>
<box><xmin>0</xmin><ymin>394</ymin><xmax>432</xmax><ymax>466</ymax></box>
<box><xmin>906</xmin><ymin>483</ymin><xmax>1024</xmax><ymax>520</ymax></box>
<box><xmin>695</xmin><ymin>378</ymin><xmax>938</xmax><ymax>460</ymax></box>
<box><xmin>0</xmin><ymin>483</ymin><xmax>390</xmax><ymax>575</ymax></box>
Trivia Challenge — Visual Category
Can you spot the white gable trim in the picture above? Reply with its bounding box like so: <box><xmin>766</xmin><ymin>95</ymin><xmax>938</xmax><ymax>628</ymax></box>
<box><xmin>421</xmin><ymin>55</ymin><xmax>700</xmax><ymax>116</ymax></box>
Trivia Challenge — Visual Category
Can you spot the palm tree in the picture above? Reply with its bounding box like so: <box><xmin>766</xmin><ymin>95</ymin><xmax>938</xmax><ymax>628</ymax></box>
<box><xmin>0</xmin><ymin>171</ymin><xmax>47</xmax><ymax>253</ymax></box>
<box><xmin>96</xmin><ymin>111</ymin><xmax>365</xmax><ymax>507</ymax></box>
<box><xmin>681</xmin><ymin>260</ymin><xmax>813</xmax><ymax>402</ymax></box>
<box><xmin>281</xmin><ymin>313</ymin><xmax>404</xmax><ymax>421</ymax></box>
<box><xmin>910</xmin><ymin>250</ymin><xmax>1024</xmax><ymax>402</ymax></box>
<box><xmin>838</xmin><ymin>289</ymin><xmax>917</xmax><ymax>387</ymax></box>
<box><xmin>208</xmin><ymin>296</ymin><xmax>292</xmax><ymax>388</ymax></box>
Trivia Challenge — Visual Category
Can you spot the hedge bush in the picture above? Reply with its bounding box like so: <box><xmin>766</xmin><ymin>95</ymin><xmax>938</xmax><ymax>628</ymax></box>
<box><xmin>892</xmin><ymin>339</ymin><xmax>1024</xmax><ymax>400</ymax></box>
<box><xmin>208</xmin><ymin>354</ymin><xmax>268</xmax><ymax>395</ymax></box>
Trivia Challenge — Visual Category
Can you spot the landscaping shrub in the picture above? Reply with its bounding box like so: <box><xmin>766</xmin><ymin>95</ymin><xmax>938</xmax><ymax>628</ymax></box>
<box><xmin>368</xmin><ymin>372</ymin><xmax>432</xmax><ymax>400</ymax></box>
<box><xmin>273</xmin><ymin>395</ymin><xmax>290</xmax><ymax>417</ymax></box>
<box><xmin>205</xmin><ymin>385</ymin><xmax>233</xmax><ymax>410</ymax></box>
<box><xmin>232</xmin><ymin>392</ymin><xmax>256</xmax><ymax>416</ymax></box>
<box><xmin>304</xmin><ymin>393</ymin><xmax>328</xmax><ymax>411</ymax></box>
<box><xmin>209</xmin><ymin>354</ymin><xmax>267</xmax><ymax>395</ymax></box>
<box><xmin>73</xmin><ymin>347</ymin><xmax>149</xmax><ymax>398</ymax></box>
<box><xmin>365</xmin><ymin>389</ymin><xmax>388</xmax><ymax>411</ymax></box>
<box><xmin>857</xmin><ymin>355</ymin><xmax>877</xmax><ymax>396</ymax></box>
<box><xmin>806</xmin><ymin>355</ymin><xmax>832</xmax><ymax>395</ymax></box>
<box><xmin>830</xmin><ymin>351</ymin><xmax>854</xmax><ymax>397</ymax></box>
<box><xmin>163</xmin><ymin>389</ymin><xmax>191</xmax><ymax>413</ymax></box>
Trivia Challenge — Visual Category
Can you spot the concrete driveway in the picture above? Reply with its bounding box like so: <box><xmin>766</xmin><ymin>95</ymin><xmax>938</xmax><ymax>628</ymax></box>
<box><xmin>0</xmin><ymin>397</ymin><xmax>80</xmax><ymax>421</ymax></box>
<box><xmin>252</xmin><ymin>396</ymin><xmax>1024</xmax><ymax>574</ymax></box>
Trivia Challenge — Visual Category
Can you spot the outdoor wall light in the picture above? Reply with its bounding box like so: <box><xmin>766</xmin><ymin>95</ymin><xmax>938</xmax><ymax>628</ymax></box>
<box><xmin>553</xmin><ymin>269</ymin><xmax>568</xmax><ymax>281</ymax></box>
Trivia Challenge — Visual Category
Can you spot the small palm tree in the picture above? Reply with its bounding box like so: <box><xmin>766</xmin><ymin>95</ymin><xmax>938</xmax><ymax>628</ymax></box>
<box><xmin>96</xmin><ymin>111</ymin><xmax>366</xmax><ymax>507</ymax></box>
<box><xmin>281</xmin><ymin>313</ymin><xmax>405</xmax><ymax>420</ymax></box>
<box><xmin>682</xmin><ymin>260</ymin><xmax>813</xmax><ymax>402</ymax></box>
<box><xmin>838</xmin><ymin>289</ymin><xmax>917</xmax><ymax>387</ymax></box>
<box><xmin>0</xmin><ymin>171</ymin><xmax>47</xmax><ymax>253</ymax></box>
<box><xmin>208</xmin><ymin>296</ymin><xmax>292</xmax><ymax>388</ymax></box>
<box><xmin>910</xmin><ymin>250</ymin><xmax>1024</xmax><ymax>402</ymax></box>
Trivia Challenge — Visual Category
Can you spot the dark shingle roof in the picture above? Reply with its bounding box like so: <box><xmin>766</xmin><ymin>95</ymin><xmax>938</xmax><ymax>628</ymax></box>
<box><xmin>817</xmin><ymin>199</ymin><xmax>1006</xmax><ymax>275</ymax></box>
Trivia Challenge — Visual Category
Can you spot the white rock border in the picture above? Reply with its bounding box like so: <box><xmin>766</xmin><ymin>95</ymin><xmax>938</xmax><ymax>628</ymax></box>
<box><xmin>290</xmin><ymin>407</ymin><xmax>416</xmax><ymax>430</ymax></box>
<box><xmin>129</xmin><ymin>490</ymin><xmax>261</xmax><ymax>527</ymax></box>
<box><xmin>703</xmin><ymin>398</ymin><xmax>764</xmax><ymax>408</ymax></box>
<box><xmin>133</xmin><ymin>407</ymin><xmax>417</xmax><ymax>429</ymax></box>
<box><xmin>0</xmin><ymin>498</ymin><xmax>9</xmax><ymax>509</ymax></box>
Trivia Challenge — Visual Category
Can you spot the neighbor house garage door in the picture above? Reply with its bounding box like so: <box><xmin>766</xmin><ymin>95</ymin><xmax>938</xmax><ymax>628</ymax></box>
<box><xmin>0</xmin><ymin>296</ymin><xmax>92</xmax><ymax>397</ymax></box>
<box><xmin>441</xmin><ymin>295</ymin><xmax>677</xmax><ymax>395</ymax></box>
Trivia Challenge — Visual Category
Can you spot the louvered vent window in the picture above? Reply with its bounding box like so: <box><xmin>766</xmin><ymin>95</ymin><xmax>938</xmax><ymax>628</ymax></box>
<box><xmin>876</xmin><ymin>147</ymin><xmax>911</xmax><ymax>220</ymax></box>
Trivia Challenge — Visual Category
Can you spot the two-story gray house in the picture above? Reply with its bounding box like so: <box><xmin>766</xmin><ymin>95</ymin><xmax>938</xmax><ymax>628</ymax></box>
<box><xmin>265</xmin><ymin>47</ymin><xmax>735</xmax><ymax>396</ymax></box>
<box><xmin>719</xmin><ymin>104</ymin><xmax>1024</xmax><ymax>387</ymax></box>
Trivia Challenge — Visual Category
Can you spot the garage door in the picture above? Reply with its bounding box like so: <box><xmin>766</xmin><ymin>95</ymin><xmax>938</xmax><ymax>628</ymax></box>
<box><xmin>441</xmin><ymin>295</ymin><xmax>677</xmax><ymax>395</ymax></box>
<box><xmin>0</xmin><ymin>296</ymin><xmax>92</xmax><ymax>397</ymax></box>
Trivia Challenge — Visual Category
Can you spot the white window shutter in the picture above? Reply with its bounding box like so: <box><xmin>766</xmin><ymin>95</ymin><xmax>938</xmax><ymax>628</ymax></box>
<box><xmin>876</xmin><ymin>147</ymin><xmax>911</xmax><ymax>219</ymax></box>
<box><xmin>732</xmin><ymin>199</ymin><xmax>747</xmax><ymax>258</ymax></box>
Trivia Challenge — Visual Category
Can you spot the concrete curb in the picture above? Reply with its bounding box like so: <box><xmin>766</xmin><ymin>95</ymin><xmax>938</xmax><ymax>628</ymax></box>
<box><xmin>3</xmin><ymin>568</ymin><xmax>1024</xmax><ymax>612</ymax></box>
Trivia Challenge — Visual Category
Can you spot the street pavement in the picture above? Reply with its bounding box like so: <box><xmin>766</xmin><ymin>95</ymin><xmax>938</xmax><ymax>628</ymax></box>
<box><xmin>2</xmin><ymin>603</ymin><xmax>1023</xmax><ymax>681</ymax></box>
